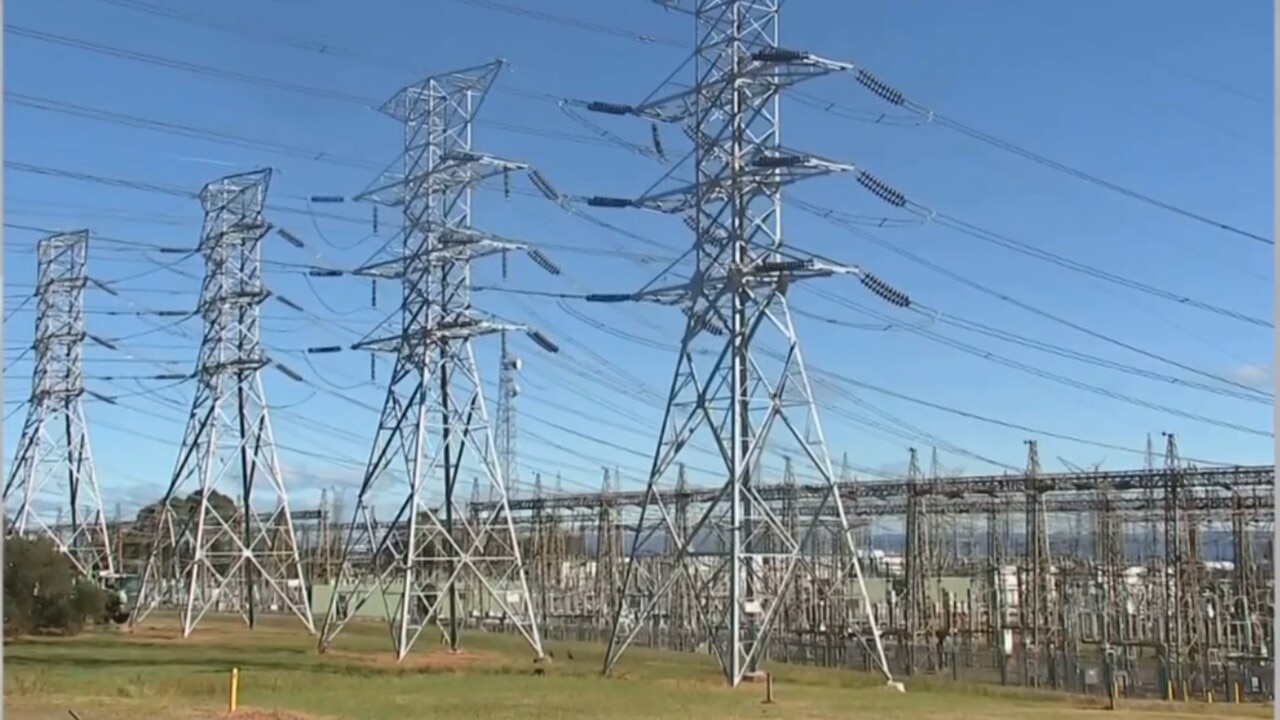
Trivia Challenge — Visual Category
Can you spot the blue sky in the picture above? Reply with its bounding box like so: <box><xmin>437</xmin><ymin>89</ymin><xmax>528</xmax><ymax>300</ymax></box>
<box><xmin>4</xmin><ymin>0</ymin><xmax>1273</xmax><ymax>522</ymax></box>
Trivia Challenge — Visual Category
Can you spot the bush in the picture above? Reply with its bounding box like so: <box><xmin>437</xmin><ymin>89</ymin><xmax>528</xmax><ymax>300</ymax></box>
<box><xmin>4</xmin><ymin>535</ymin><xmax>108</xmax><ymax>637</ymax></box>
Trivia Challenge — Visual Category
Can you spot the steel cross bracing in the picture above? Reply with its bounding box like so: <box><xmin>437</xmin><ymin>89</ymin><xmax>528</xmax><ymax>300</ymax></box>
<box><xmin>129</xmin><ymin>169</ymin><xmax>315</xmax><ymax>636</ymax></box>
<box><xmin>317</xmin><ymin>60</ymin><xmax>559</xmax><ymax>660</ymax></box>
<box><xmin>4</xmin><ymin>230</ymin><xmax>114</xmax><ymax>579</ymax></box>
<box><xmin>577</xmin><ymin>0</ymin><xmax>898</xmax><ymax>687</ymax></box>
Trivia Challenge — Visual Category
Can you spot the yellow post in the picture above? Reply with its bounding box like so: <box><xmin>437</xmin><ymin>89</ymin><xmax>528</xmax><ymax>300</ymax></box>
<box><xmin>229</xmin><ymin>667</ymin><xmax>240</xmax><ymax>713</ymax></box>
<box><xmin>1165</xmin><ymin>681</ymin><xmax>1173</xmax><ymax>702</ymax></box>
<box><xmin>1206</xmin><ymin>690</ymin><xmax>1213</xmax><ymax>704</ymax></box>
<box><xmin>1233</xmin><ymin>682</ymin><xmax>1241</xmax><ymax>703</ymax></box>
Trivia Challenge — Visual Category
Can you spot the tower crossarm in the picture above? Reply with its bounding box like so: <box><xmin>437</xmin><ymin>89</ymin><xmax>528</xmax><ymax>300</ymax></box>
<box><xmin>584</xmin><ymin>150</ymin><xmax>854</xmax><ymax>214</ymax></box>
<box><xmin>588</xmin><ymin>257</ymin><xmax>861</xmax><ymax>308</ymax></box>
<box><xmin>350</xmin><ymin>316</ymin><xmax>534</xmax><ymax>351</ymax></box>
<box><xmin>352</xmin><ymin>227</ymin><xmax>530</xmax><ymax>280</ymax></box>
<box><xmin>578</xmin><ymin>50</ymin><xmax>852</xmax><ymax>125</ymax></box>
<box><xmin>355</xmin><ymin>154</ymin><xmax>527</xmax><ymax>207</ymax></box>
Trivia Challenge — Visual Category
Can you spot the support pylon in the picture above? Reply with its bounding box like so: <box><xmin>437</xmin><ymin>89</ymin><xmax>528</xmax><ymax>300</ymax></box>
<box><xmin>129</xmin><ymin>170</ymin><xmax>314</xmax><ymax>635</ymax></box>
<box><xmin>4</xmin><ymin>230</ymin><xmax>114</xmax><ymax>579</ymax></box>
<box><xmin>317</xmin><ymin>60</ymin><xmax>560</xmax><ymax>659</ymax></box>
<box><xmin>574</xmin><ymin>0</ymin><xmax>913</xmax><ymax>687</ymax></box>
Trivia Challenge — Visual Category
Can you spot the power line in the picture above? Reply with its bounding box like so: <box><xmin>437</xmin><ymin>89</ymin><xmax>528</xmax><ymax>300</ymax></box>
<box><xmin>27</xmin><ymin>154</ymin><xmax>1261</xmax><ymax>462</ymax></box>
<box><xmin>7</xmin><ymin>26</ymin><xmax>628</xmax><ymax>152</ymax></box>
<box><xmin>10</xmin><ymin>107</ymin><xmax>1264</xmax><ymax>481</ymax></box>
<box><xmin>794</xmin><ymin>200</ymin><xmax>1268</xmax><ymax>397</ymax></box>
<box><xmin>371</xmin><ymin>0</ymin><xmax>1274</xmax><ymax>247</ymax></box>
<box><xmin>7</xmin><ymin>92</ymin><xmax>383</xmax><ymax>171</ymax></box>
<box><xmin>13</xmin><ymin>149</ymin><xmax>1260</xmax><ymax>454</ymax></box>
<box><xmin>929</xmin><ymin>212</ymin><xmax>1269</xmax><ymax>328</ymax></box>
<box><xmin>845</xmin><ymin>69</ymin><xmax>1272</xmax><ymax>247</ymax></box>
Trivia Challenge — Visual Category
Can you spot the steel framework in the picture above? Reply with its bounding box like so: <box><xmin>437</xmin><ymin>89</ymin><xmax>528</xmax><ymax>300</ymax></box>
<box><xmin>479</xmin><ymin>464</ymin><xmax>1273</xmax><ymax>512</ymax></box>
<box><xmin>317</xmin><ymin>60</ymin><xmax>559</xmax><ymax>660</ymax></box>
<box><xmin>576</xmin><ymin>0</ymin><xmax>910</xmax><ymax>686</ymax></box>
<box><xmin>129</xmin><ymin>169</ymin><xmax>314</xmax><ymax>636</ymax></box>
<box><xmin>458</xmin><ymin>442</ymin><xmax>1272</xmax><ymax>691</ymax></box>
<box><xmin>4</xmin><ymin>230</ymin><xmax>114</xmax><ymax>578</ymax></box>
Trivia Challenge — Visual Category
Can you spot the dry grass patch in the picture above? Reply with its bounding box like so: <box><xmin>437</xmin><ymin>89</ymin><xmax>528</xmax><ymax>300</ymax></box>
<box><xmin>4</xmin><ymin>616</ymin><xmax>1272</xmax><ymax>720</ymax></box>
<box><xmin>325</xmin><ymin>646</ymin><xmax>506</xmax><ymax>672</ymax></box>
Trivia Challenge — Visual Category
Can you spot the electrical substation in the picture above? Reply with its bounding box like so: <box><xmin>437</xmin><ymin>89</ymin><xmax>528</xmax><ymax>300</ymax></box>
<box><xmin>4</xmin><ymin>0</ymin><xmax>1273</xmax><ymax>713</ymax></box>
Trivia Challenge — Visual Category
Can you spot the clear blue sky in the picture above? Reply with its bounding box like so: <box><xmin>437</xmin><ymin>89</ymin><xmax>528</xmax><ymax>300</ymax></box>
<box><xmin>4</xmin><ymin>0</ymin><xmax>1273</xmax><ymax>522</ymax></box>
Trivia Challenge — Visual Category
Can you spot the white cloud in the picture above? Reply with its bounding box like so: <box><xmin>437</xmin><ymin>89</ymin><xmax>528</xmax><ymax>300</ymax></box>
<box><xmin>1226</xmin><ymin>363</ymin><xmax>1272</xmax><ymax>388</ymax></box>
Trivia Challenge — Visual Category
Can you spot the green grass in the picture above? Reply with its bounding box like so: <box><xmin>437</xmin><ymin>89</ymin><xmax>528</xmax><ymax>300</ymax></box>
<box><xmin>4</xmin><ymin>616</ymin><xmax>1271</xmax><ymax>720</ymax></box>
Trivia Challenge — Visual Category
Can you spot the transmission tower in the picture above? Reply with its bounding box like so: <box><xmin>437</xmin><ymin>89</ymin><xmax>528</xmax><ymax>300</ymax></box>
<box><xmin>572</xmin><ymin>0</ymin><xmax>911</xmax><ymax>686</ymax></box>
<box><xmin>317</xmin><ymin>60</ymin><xmax>561</xmax><ymax>660</ymax></box>
<box><xmin>129</xmin><ymin>169</ymin><xmax>314</xmax><ymax>636</ymax></box>
<box><xmin>4</xmin><ymin>230</ymin><xmax>114</xmax><ymax>578</ymax></box>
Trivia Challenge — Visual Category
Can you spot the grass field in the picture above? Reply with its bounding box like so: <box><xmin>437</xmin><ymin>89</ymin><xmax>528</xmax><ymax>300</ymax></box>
<box><xmin>4</xmin><ymin>617</ymin><xmax>1272</xmax><ymax>720</ymax></box>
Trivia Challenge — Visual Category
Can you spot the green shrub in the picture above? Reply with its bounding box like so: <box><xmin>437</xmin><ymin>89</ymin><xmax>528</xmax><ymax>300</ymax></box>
<box><xmin>4</xmin><ymin>535</ymin><xmax>108</xmax><ymax>637</ymax></box>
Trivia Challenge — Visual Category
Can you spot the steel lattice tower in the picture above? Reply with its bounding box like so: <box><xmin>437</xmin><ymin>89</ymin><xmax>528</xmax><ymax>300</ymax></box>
<box><xmin>577</xmin><ymin>0</ymin><xmax>901</xmax><ymax>687</ymax></box>
<box><xmin>4</xmin><ymin>230</ymin><xmax>114</xmax><ymax>579</ymax></box>
<box><xmin>318</xmin><ymin>60</ymin><xmax>558</xmax><ymax>660</ymax></box>
<box><xmin>129</xmin><ymin>169</ymin><xmax>314</xmax><ymax>636</ymax></box>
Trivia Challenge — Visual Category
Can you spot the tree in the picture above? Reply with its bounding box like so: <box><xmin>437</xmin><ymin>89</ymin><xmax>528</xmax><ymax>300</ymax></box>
<box><xmin>117</xmin><ymin>490</ymin><xmax>240</xmax><ymax>574</ymax></box>
<box><xmin>4</xmin><ymin>535</ymin><xmax>107</xmax><ymax>637</ymax></box>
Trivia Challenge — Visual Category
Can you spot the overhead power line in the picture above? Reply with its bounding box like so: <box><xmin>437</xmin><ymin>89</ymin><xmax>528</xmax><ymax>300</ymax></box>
<box><xmin>14</xmin><ymin>150</ymin><xmax>1267</xmax><ymax>448</ymax></box>
<box><xmin>11</xmin><ymin>87</ymin><xmax>1265</xmax><ymax>412</ymax></box>
<box><xmin>794</xmin><ymin>200</ymin><xmax>1268</xmax><ymax>397</ymax></box>
<box><xmin>10</xmin><ymin>78</ymin><xmax>1264</xmax><ymax>479</ymax></box>
<box><xmin>6</xmin><ymin>25</ymin><xmax>625</xmax><ymax>152</ymax></box>
<box><xmin>412</xmin><ymin>0</ymin><xmax>1277</xmax><ymax>247</ymax></box>
<box><xmin>44</xmin><ymin>2</ymin><xmax>1267</xmax><ymax>254</ymax></box>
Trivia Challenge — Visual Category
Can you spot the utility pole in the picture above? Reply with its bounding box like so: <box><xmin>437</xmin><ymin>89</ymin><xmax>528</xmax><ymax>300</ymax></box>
<box><xmin>497</xmin><ymin>331</ymin><xmax>521</xmax><ymax>503</ymax></box>
<box><xmin>1161</xmin><ymin>432</ymin><xmax>1193</xmax><ymax>698</ymax></box>
<box><xmin>671</xmin><ymin>464</ymin><xmax>692</xmax><ymax>648</ymax></box>
<box><xmin>531</xmin><ymin>473</ymin><xmax>551</xmax><ymax>630</ymax></box>
<box><xmin>317</xmin><ymin>61</ymin><xmax>560</xmax><ymax>660</ymax></box>
<box><xmin>573</xmin><ymin>0</ymin><xmax>912</xmax><ymax>687</ymax></box>
<box><xmin>1144</xmin><ymin>434</ymin><xmax>1159</xmax><ymax>561</ymax></box>
<box><xmin>594</xmin><ymin>469</ymin><xmax>620</xmax><ymax>627</ymax></box>
<box><xmin>4</xmin><ymin>230</ymin><xmax>114</xmax><ymax>579</ymax></box>
<box><xmin>1024</xmin><ymin>440</ymin><xmax>1051</xmax><ymax>687</ymax></box>
<box><xmin>904</xmin><ymin>448</ymin><xmax>928</xmax><ymax>674</ymax></box>
<box><xmin>129</xmin><ymin>170</ymin><xmax>314</xmax><ymax>635</ymax></box>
